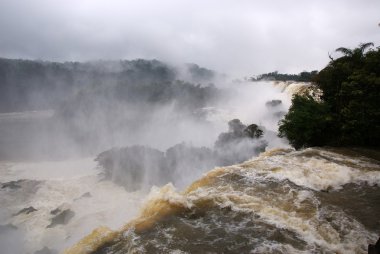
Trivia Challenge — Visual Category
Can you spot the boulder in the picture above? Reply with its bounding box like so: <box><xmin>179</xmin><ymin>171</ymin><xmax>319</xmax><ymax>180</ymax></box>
<box><xmin>265</xmin><ymin>99</ymin><xmax>282</xmax><ymax>108</ymax></box>
<box><xmin>47</xmin><ymin>209</ymin><xmax>75</xmax><ymax>228</ymax></box>
<box><xmin>13</xmin><ymin>206</ymin><xmax>37</xmax><ymax>216</ymax></box>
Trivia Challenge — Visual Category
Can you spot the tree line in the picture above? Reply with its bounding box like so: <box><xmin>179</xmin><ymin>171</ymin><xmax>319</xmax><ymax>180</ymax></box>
<box><xmin>251</xmin><ymin>70</ymin><xmax>318</xmax><ymax>82</ymax></box>
<box><xmin>279</xmin><ymin>43</ymin><xmax>380</xmax><ymax>149</ymax></box>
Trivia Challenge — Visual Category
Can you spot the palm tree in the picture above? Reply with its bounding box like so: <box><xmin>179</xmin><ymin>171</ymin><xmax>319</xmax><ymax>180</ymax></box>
<box><xmin>335</xmin><ymin>47</ymin><xmax>353</xmax><ymax>57</ymax></box>
<box><xmin>335</xmin><ymin>42</ymin><xmax>374</xmax><ymax>58</ymax></box>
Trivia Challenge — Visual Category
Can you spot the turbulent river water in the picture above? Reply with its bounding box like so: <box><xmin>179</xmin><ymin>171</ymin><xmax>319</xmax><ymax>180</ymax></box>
<box><xmin>65</xmin><ymin>147</ymin><xmax>380</xmax><ymax>254</ymax></box>
<box><xmin>1</xmin><ymin>82</ymin><xmax>379</xmax><ymax>254</ymax></box>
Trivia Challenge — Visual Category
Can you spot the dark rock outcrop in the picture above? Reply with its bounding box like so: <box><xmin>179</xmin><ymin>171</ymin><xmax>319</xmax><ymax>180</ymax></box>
<box><xmin>215</xmin><ymin>119</ymin><xmax>264</xmax><ymax>147</ymax></box>
<box><xmin>265</xmin><ymin>99</ymin><xmax>282</xmax><ymax>108</ymax></box>
<box><xmin>47</xmin><ymin>209</ymin><xmax>75</xmax><ymax>228</ymax></box>
<box><xmin>96</xmin><ymin>144</ymin><xmax>215</xmax><ymax>190</ymax></box>
<box><xmin>13</xmin><ymin>206</ymin><xmax>37</xmax><ymax>216</ymax></box>
<box><xmin>96</xmin><ymin>146</ymin><xmax>168</xmax><ymax>191</ymax></box>
<box><xmin>1</xmin><ymin>180</ymin><xmax>24</xmax><ymax>189</ymax></box>
<box><xmin>369</xmin><ymin>237</ymin><xmax>380</xmax><ymax>254</ymax></box>
<box><xmin>50</xmin><ymin>208</ymin><xmax>61</xmax><ymax>215</ymax></box>
<box><xmin>97</xmin><ymin>119</ymin><xmax>267</xmax><ymax>189</ymax></box>
<box><xmin>214</xmin><ymin>119</ymin><xmax>267</xmax><ymax>166</ymax></box>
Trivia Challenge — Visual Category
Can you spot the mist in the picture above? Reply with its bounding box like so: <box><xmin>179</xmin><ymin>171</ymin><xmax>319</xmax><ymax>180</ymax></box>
<box><xmin>1</xmin><ymin>0</ymin><xmax>379</xmax><ymax>76</ymax></box>
<box><xmin>0</xmin><ymin>57</ymin><xmax>292</xmax><ymax>252</ymax></box>
<box><xmin>0</xmin><ymin>58</ymin><xmax>289</xmax><ymax>160</ymax></box>
<box><xmin>1</xmin><ymin>0</ymin><xmax>379</xmax><ymax>253</ymax></box>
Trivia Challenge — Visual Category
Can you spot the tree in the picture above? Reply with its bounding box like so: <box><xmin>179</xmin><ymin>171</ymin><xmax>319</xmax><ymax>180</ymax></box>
<box><xmin>278</xmin><ymin>95</ymin><xmax>336</xmax><ymax>149</ymax></box>
<box><xmin>279</xmin><ymin>43</ymin><xmax>380</xmax><ymax>149</ymax></box>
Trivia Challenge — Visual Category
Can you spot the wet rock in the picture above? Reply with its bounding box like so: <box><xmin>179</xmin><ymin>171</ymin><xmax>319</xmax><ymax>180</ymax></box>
<box><xmin>96</xmin><ymin>146</ymin><xmax>168</xmax><ymax>191</ymax></box>
<box><xmin>1</xmin><ymin>180</ymin><xmax>24</xmax><ymax>189</ymax></box>
<box><xmin>34</xmin><ymin>247</ymin><xmax>58</xmax><ymax>254</ymax></box>
<box><xmin>13</xmin><ymin>206</ymin><xmax>37</xmax><ymax>216</ymax></box>
<box><xmin>96</xmin><ymin>119</ymin><xmax>267</xmax><ymax>189</ymax></box>
<box><xmin>369</xmin><ymin>237</ymin><xmax>380</xmax><ymax>254</ymax></box>
<box><xmin>214</xmin><ymin>119</ymin><xmax>267</xmax><ymax>166</ymax></box>
<box><xmin>265</xmin><ymin>99</ymin><xmax>282</xmax><ymax>108</ymax></box>
<box><xmin>215</xmin><ymin>119</ymin><xmax>264</xmax><ymax>148</ymax></box>
<box><xmin>47</xmin><ymin>209</ymin><xmax>75</xmax><ymax>228</ymax></box>
<box><xmin>165</xmin><ymin>143</ymin><xmax>215</xmax><ymax>180</ymax></box>
<box><xmin>50</xmin><ymin>208</ymin><xmax>61</xmax><ymax>215</ymax></box>
<box><xmin>243</xmin><ymin>124</ymin><xmax>264</xmax><ymax>139</ymax></box>
<box><xmin>96</xmin><ymin>144</ymin><xmax>215</xmax><ymax>190</ymax></box>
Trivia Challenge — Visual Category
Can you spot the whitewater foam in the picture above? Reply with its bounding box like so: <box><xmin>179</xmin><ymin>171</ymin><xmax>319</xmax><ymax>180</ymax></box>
<box><xmin>65</xmin><ymin>147</ymin><xmax>380</xmax><ymax>254</ymax></box>
<box><xmin>0</xmin><ymin>158</ymin><xmax>145</xmax><ymax>253</ymax></box>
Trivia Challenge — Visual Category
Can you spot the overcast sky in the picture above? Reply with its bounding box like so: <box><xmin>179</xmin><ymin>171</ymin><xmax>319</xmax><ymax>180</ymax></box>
<box><xmin>0</xmin><ymin>0</ymin><xmax>379</xmax><ymax>76</ymax></box>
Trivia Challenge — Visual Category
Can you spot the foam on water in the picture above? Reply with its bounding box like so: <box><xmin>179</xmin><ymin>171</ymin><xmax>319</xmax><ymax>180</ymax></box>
<box><xmin>243</xmin><ymin>148</ymin><xmax>380</xmax><ymax>191</ymax></box>
<box><xmin>0</xmin><ymin>158</ymin><xmax>145</xmax><ymax>253</ymax></box>
<box><xmin>65</xmin><ymin>148</ymin><xmax>380</xmax><ymax>254</ymax></box>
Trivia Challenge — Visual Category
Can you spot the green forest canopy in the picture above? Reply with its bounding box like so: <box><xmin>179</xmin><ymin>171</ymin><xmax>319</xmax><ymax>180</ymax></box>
<box><xmin>251</xmin><ymin>70</ymin><xmax>318</xmax><ymax>82</ymax></box>
<box><xmin>279</xmin><ymin>43</ymin><xmax>380</xmax><ymax>149</ymax></box>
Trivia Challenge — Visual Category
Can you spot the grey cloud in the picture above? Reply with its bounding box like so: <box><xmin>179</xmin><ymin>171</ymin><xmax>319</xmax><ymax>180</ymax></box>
<box><xmin>0</xmin><ymin>0</ymin><xmax>379</xmax><ymax>76</ymax></box>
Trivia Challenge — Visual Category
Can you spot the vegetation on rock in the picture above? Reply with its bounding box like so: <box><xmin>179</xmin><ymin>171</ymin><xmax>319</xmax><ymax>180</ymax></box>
<box><xmin>279</xmin><ymin>43</ymin><xmax>380</xmax><ymax>149</ymax></box>
<box><xmin>251</xmin><ymin>70</ymin><xmax>318</xmax><ymax>82</ymax></box>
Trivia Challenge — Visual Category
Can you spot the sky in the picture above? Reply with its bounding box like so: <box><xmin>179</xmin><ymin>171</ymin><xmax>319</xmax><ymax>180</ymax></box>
<box><xmin>0</xmin><ymin>0</ymin><xmax>379</xmax><ymax>77</ymax></box>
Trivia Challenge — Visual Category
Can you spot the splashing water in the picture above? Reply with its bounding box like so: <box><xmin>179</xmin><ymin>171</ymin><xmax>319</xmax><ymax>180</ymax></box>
<box><xmin>65</xmin><ymin>148</ymin><xmax>380</xmax><ymax>254</ymax></box>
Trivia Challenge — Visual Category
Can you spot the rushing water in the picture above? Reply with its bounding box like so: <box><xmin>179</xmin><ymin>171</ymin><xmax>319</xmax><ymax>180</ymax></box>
<box><xmin>65</xmin><ymin>148</ymin><xmax>380</xmax><ymax>254</ymax></box>
<box><xmin>1</xmin><ymin>82</ymin><xmax>379</xmax><ymax>253</ymax></box>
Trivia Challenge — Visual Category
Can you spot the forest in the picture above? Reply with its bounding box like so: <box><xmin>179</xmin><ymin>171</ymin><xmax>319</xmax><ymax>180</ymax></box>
<box><xmin>0</xmin><ymin>58</ymin><xmax>216</xmax><ymax>113</ymax></box>
<box><xmin>279</xmin><ymin>43</ymin><xmax>380</xmax><ymax>149</ymax></box>
<box><xmin>251</xmin><ymin>70</ymin><xmax>318</xmax><ymax>82</ymax></box>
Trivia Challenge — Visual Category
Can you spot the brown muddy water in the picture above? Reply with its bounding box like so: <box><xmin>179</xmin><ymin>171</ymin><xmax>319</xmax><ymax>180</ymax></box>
<box><xmin>65</xmin><ymin>148</ymin><xmax>380</xmax><ymax>254</ymax></box>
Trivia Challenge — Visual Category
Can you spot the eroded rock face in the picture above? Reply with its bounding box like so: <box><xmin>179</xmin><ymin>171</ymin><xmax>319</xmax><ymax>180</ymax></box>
<box><xmin>96</xmin><ymin>144</ymin><xmax>215</xmax><ymax>190</ymax></box>
<box><xmin>215</xmin><ymin>119</ymin><xmax>264</xmax><ymax>147</ymax></box>
<box><xmin>1</xmin><ymin>180</ymin><xmax>24</xmax><ymax>189</ymax></box>
<box><xmin>47</xmin><ymin>209</ymin><xmax>75</xmax><ymax>228</ymax></box>
<box><xmin>214</xmin><ymin>119</ymin><xmax>266</xmax><ymax>166</ymax></box>
<box><xmin>265</xmin><ymin>99</ymin><xmax>282</xmax><ymax>108</ymax></box>
<box><xmin>96</xmin><ymin>146</ymin><xmax>168</xmax><ymax>191</ymax></box>
<box><xmin>96</xmin><ymin>119</ymin><xmax>267</xmax><ymax>190</ymax></box>
<box><xmin>13</xmin><ymin>206</ymin><xmax>37</xmax><ymax>216</ymax></box>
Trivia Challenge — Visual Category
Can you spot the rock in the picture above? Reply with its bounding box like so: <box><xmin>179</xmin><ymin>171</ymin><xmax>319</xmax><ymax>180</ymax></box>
<box><xmin>96</xmin><ymin>146</ymin><xmax>168</xmax><ymax>191</ymax></box>
<box><xmin>47</xmin><ymin>209</ymin><xmax>75</xmax><ymax>228</ymax></box>
<box><xmin>50</xmin><ymin>208</ymin><xmax>61</xmax><ymax>215</ymax></box>
<box><xmin>13</xmin><ymin>206</ymin><xmax>37</xmax><ymax>216</ymax></box>
<box><xmin>228</xmin><ymin>119</ymin><xmax>246</xmax><ymax>134</ymax></box>
<box><xmin>243</xmin><ymin>124</ymin><xmax>264</xmax><ymax>139</ymax></box>
<box><xmin>368</xmin><ymin>237</ymin><xmax>380</xmax><ymax>254</ymax></box>
<box><xmin>96</xmin><ymin>119</ymin><xmax>267</xmax><ymax>189</ymax></box>
<box><xmin>214</xmin><ymin>119</ymin><xmax>267</xmax><ymax>166</ymax></box>
<box><xmin>215</xmin><ymin>119</ymin><xmax>265</xmax><ymax>148</ymax></box>
<box><xmin>96</xmin><ymin>144</ymin><xmax>216</xmax><ymax>190</ymax></box>
<box><xmin>1</xmin><ymin>180</ymin><xmax>24</xmax><ymax>189</ymax></box>
<box><xmin>165</xmin><ymin>143</ymin><xmax>215</xmax><ymax>181</ymax></box>
<box><xmin>265</xmin><ymin>99</ymin><xmax>282</xmax><ymax>108</ymax></box>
